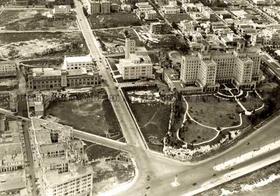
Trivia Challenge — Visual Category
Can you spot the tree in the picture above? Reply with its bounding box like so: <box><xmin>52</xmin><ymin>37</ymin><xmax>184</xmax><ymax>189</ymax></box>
<box><xmin>171</xmin><ymin>22</ymin><xmax>178</xmax><ymax>29</ymax></box>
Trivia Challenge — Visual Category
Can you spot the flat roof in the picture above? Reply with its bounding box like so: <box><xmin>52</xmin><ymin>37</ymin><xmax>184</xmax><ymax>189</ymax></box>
<box><xmin>64</xmin><ymin>55</ymin><xmax>93</xmax><ymax>64</ymax></box>
<box><xmin>44</xmin><ymin>164</ymin><xmax>93</xmax><ymax>187</ymax></box>
<box><xmin>0</xmin><ymin>170</ymin><xmax>26</xmax><ymax>192</ymax></box>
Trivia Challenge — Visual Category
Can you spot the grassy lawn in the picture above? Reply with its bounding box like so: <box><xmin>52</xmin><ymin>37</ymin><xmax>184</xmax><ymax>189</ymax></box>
<box><xmin>187</xmin><ymin>96</ymin><xmax>240</xmax><ymax>128</ymax></box>
<box><xmin>240</xmin><ymin>92</ymin><xmax>263</xmax><ymax>112</ymax></box>
<box><xmin>88</xmin><ymin>13</ymin><xmax>141</xmax><ymax>29</ymax></box>
<box><xmin>45</xmin><ymin>97</ymin><xmax>122</xmax><ymax>139</ymax></box>
<box><xmin>130</xmin><ymin>102</ymin><xmax>171</xmax><ymax>151</ymax></box>
<box><xmin>179</xmin><ymin>121</ymin><xmax>218</xmax><ymax>144</ymax></box>
<box><xmin>0</xmin><ymin>10</ymin><xmax>77</xmax><ymax>30</ymax></box>
<box><xmin>0</xmin><ymin>32</ymin><xmax>88</xmax><ymax>59</ymax></box>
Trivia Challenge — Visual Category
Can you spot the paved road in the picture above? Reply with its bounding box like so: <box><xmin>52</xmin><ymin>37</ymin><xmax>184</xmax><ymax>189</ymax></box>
<box><xmin>22</xmin><ymin>120</ymin><xmax>37</xmax><ymax>196</ymax></box>
<box><xmin>74</xmin><ymin>1</ymin><xmax>280</xmax><ymax>196</ymax></box>
<box><xmin>73</xmin><ymin>129</ymin><xmax>133</xmax><ymax>153</ymax></box>
<box><xmin>0</xmin><ymin>30</ymin><xmax>80</xmax><ymax>33</ymax></box>
<box><xmin>75</xmin><ymin>0</ymin><xmax>169</xmax><ymax>191</ymax></box>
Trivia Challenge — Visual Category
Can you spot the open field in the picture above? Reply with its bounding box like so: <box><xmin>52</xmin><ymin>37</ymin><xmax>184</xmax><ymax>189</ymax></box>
<box><xmin>0</xmin><ymin>32</ymin><xmax>88</xmax><ymax>59</ymax></box>
<box><xmin>130</xmin><ymin>102</ymin><xmax>171</xmax><ymax>151</ymax></box>
<box><xmin>187</xmin><ymin>96</ymin><xmax>240</xmax><ymax>128</ymax></box>
<box><xmin>46</xmin><ymin>97</ymin><xmax>122</xmax><ymax>139</ymax></box>
<box><xmin>0</xmin><ymin>10</ymin><xmax>78</xmax><ymax>30</ymax></box>
<box><xmin>84</xmin><ymin>142</ymin><xmax>134</xmax><ymax>195</ymax></box>
<box><xmin>88</xmin><ymin>13</ymin><xmax>141</xmax><ymax>29</ymax></box>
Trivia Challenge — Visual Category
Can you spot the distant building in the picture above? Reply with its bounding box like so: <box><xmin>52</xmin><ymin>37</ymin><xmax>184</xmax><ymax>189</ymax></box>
<box><xmin>90</xmin><ymin>0</ymin><xmax>111</xmax><ymax>14</ymax></box>
<box><xmin>161</xmin><ymin>1</ymin><xmax>180</xmax><ymax>15</ymax></box>
<box><xmin>180</xmin><ymin>48</ymin><xmax>262</xmax><ymax>91</ymax></box>
<box><xmin>135</xmin><ymin>2</ymin><xmax>157</xmax><ymax>20</ymax></box>
<box><xmin>90</xmin><ymin>0</ymin><xmax>101</xmax><ymax>14</ymax></box>
<box><xmin>125</xmin><ymin>38</ymin><xmax>136</xmax><ymax>59</ymax></box>
<box><xmin>101</xmin><ymin>0</ymin><xmax>111</xmax><ymax>13</ymax></box>
<box><xmin>0</xmin><ymin>61</ymin><xmax>17</xmax><ymax>78</ymax></box>
<box><xmin>149</xmin><ymin>22</ymin><xmax>171</xmax><ymax>35</ymax></box>
<box><xmin>52</xmin><ymin>5</ymin><xmax>71</xmax><ymax>14</ymax></box>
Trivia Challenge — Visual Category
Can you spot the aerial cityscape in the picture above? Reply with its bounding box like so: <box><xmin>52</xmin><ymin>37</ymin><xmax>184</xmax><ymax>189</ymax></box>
<box><xmin>0</xmin><ymin>0</ymin><xmax>280</xmax><ymax>195</ymax></box>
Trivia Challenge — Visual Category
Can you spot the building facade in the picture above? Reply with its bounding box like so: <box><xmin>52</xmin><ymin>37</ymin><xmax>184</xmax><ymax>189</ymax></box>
<box><xmin>0</xmin><ymin>61</ymin><xmax>17</xmax><ymax>78</ymax></box>
<box><xmin>27</xmin><ymin>68</ymin><xmax>101</xmax><ymax>91</ymax></box>
<box><xmin>63</xmin><ymin>56</ymin><xmax>95</xmax><ymax>71</ymax></box>
<box><xmin>180</xmin><ymin>49</ymin><xmax>262</xmax><ymax>91</ymax></box>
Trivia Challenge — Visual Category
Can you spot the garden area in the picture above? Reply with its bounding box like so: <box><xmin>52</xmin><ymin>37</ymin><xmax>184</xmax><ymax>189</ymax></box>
<box><xmin>179</xmin><ymin>122</ymin><xmax>218</xmax><ymax>144</ymax></box>
<box><xmin>187</xmin><ymin>95</ymin><xmax>241</xmax><ymax>128</ymax></box>
<box><xmin>88</xmin><ymin>13</ymin><xmax>141</xmax><ymax>29</ymax></box>
<box><xmin>0</xmin><ymin>32</ymin><xmax>88</xmax><ymax>60</ymax></box>
<box><xmin>239</xmin><ymin>91</ymin><xmax>264</xmax><ymax>112</ymax></box>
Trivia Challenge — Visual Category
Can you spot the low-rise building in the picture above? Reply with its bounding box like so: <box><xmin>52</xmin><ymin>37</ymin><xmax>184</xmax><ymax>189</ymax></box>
<box><xmin>0</xmin><ymin>61</ymin><xmax>17</xmax><ymax>78</ymax></box>
<box><xmin>63</xmin><ymin>55</ymin><xmax>95</xmax><ymax>71</ymax></box>
<box><xmin>149</xmin><ymin>22</ymin><xmax>171</xmax><ymax>35</ymax></box>
<box><xmin>161</xmin><ymin>1</ymin><xmax>180</xmax><ymax>15</ymax></box>
<box><xmin>135</xmin><ymin>2</ymin><xmax>157</xmax><ymax>20</ymax></box>
<box><xmin>27</xmin><ymin>67</ymin><xmax>101</xmax><ymax>91</ymax></box>
<box><xmin>52</xmin><ymin>5</ymin><xmax>71</xmax><ymax>15</ymax></box>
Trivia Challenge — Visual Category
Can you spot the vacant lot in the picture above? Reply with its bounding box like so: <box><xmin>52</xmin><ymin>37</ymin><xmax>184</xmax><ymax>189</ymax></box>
<box><xmin>89</xmin><ymin>13</ymin><xmax>141</xmax><ymax>29</ymax></box>
<box><xmin>0</xmin><ymin>10</ymin><xmax>77</xmax><ymax>30</ymax></box>
<box><xmin>187</xmin><ymin>96</ymin><xmax>240</xmax><ymax>128</ymax></box>
<box><xmin>46</xmin><ymin>98</ymin><xmax>122</xmax><ymax>139</ymax></box>
<box><xmin>0</xmin><ymin>32</ymin><xmax>88</xmax><ymax>59</ymax></box>
<box><xmin>131</xmin><ymin>102</ymin><xmax>171</xmax><ymax>151</ymax></box>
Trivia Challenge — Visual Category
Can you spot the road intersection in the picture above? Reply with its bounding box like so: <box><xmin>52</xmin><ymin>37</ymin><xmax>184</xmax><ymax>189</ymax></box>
<box><xmin>72</xmin><ymin>1</ymin><xmax>280</xmax><ymax>195</ymax></box>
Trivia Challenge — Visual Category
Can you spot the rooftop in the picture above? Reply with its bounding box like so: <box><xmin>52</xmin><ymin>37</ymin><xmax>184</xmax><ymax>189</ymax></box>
<box><xmin>44</xmin><ymin>164</ymin><xmax>93</xmax><ymax>187</ymax></box>
<box><xmin>0</xmin><ymin>170</ymin><xmax>26</xmax><ymax>192</ymax></box>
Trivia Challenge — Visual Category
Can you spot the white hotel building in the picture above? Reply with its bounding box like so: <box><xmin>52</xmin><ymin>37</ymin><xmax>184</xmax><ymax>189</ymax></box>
<box><xmin>180</xmin><ymin>48</ymin><xmax>262</xmax><ymax>91</ymax></box>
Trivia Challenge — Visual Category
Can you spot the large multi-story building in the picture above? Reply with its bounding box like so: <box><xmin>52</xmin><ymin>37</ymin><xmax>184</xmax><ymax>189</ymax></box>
<box><xmin>180</xmin><ymin>48</ymin><xmax>262</xmax><ymax>91</ymax></box>
<box><xmin>27</xmin><ymin>67</ymin><xmax>101</xmax><ymax>91</ymax></box>
<box><xmin>0</xmin><ymin>61</ymin><xmax>17</xmax><ymax>78</ymax></box>
<box><xmin>31</xmin><ymin>118</ymin><xmax>93</xmax><ymax>196</ymax></box>
<box><xmin>0</xmin><ymin>117</ymin><xmax>27</xmax><ymax>195</ymax></box>
<box><xmin>117</xmin><ymin>38</ymin><xmax>154</xmax><ymax>80</ymax></box>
